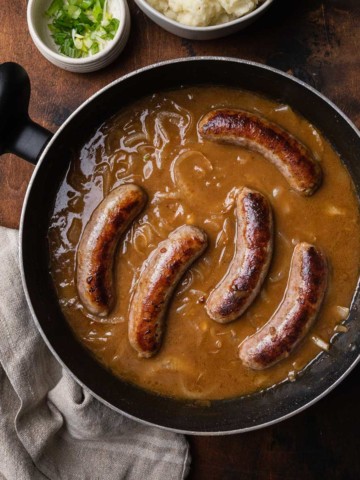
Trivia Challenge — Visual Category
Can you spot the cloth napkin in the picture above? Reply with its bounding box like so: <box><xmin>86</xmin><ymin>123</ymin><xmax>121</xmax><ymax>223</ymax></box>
<box><xmin>0</xmin><ymin>226</ymin><xmax>190</xmax><ymax>480</ymax></box>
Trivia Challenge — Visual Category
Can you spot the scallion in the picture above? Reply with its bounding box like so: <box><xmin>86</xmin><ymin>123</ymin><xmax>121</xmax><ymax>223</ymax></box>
<box><xmin>46</xmin><ymin>0</ymin><xmax>120</xmax><ymax>58</ymax></box>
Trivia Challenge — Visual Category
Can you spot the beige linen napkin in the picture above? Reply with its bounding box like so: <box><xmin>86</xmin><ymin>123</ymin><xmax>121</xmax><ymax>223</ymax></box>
<box><xmin>0</xmin><ymin>226</ymin><xmax>190</xmax><ymax>480</ymax></box>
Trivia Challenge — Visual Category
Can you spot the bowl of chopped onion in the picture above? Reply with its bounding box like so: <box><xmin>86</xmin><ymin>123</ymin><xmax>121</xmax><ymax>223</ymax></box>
<box><xmin>27</xmin><ymin>0</ymin><xmax>130</xmax><ymax>73</ymax></box>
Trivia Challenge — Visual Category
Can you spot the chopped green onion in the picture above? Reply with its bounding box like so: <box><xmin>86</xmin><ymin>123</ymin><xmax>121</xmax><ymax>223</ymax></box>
<box><xmin>45</xmin><ymin>0</ymin><xmax>120</xmax><ymax>58</ymax></box>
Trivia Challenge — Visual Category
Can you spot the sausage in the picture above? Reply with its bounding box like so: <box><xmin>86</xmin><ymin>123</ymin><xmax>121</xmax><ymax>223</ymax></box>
<box><xmin>198</xmin><ymin>109</ymin><xmax>322</xmax><ymax>196</ymax></box>
<box><xmin>128</xmin><ymin>225</ymin><xmax>208</xmax><ymax>358</ymax></box>
<box><xmin>76</xmin><ymin>184</ymin><xmax>147</xmax><ymax>317</ymax></box>
<box><xmin>239</xmin><ymin>242</ymin><xmax>328</xmax><ymax>370</ymax></box>
<box><xmin>206</xmin><ymin>187</ymin><xmax>273</xmax><ymax>324</ymax></box>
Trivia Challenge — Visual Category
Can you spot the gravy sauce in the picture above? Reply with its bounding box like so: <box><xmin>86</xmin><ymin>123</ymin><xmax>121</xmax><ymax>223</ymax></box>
<box><xmin>49</xmin><ymin>86</ymin><xmax>360</xmax><ymax>400</ymax></box>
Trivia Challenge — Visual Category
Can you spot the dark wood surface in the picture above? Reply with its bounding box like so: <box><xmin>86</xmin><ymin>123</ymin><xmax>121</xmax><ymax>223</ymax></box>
<box><xmin>1</xmin><ymin>1</ymin><xmax>360</xmax><ymax>478</ymax></box>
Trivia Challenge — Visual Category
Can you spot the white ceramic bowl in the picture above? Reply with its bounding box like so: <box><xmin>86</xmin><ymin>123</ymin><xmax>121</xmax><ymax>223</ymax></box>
<box><xmin>27</xmin><ymin>0</ymin><xmax>131</xmax><ymax>73</ymax></box>
<box><xmin>134</xmin><ymin>0</ymin><xmax>274</xmax><ymax>40</ymax></box>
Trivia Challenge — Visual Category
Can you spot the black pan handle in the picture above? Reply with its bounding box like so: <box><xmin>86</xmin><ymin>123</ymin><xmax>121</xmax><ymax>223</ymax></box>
<box><xmin>0</xmin><ymin>62</ymin><xmax>52</xmax><ymax>165</ymax></box>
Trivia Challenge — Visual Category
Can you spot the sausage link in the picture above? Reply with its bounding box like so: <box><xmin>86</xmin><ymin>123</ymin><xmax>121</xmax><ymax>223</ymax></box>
<box><xmin>206</xmin><ymin>187</ymin><xmax>273</xmax><ymax>323</ymax></box>
<box><xmin>198</xmin><ymin>109</ymin><xmax>322</xmax><ymax>196</ymax></box>
<box><xmin>239</xmin><ymin>242</ymin><xmax>328</xmax><ymax>370</ymax></box>
<box><xmin>76</xmin><ymin>184</ymin><xmax>147</xmax><ymax>317</ymax></box>
<box><xmin>128</xmin><ymin>225</ymin><xmax>208</xmax><ymax>358</ymax></box>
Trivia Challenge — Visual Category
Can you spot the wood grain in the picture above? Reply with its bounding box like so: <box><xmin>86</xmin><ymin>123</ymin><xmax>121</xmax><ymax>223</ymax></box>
<box><xmin>1</xmin><ymin>0</ymin><xmax>360</xmax><ymax>478</ymax></box>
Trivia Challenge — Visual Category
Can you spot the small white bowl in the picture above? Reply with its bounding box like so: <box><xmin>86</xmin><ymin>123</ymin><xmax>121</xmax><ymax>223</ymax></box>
<box><xmin>27</xmin><ymin>0</ymin><xmax>131</xmax><ymax>73</ymax></box>
<box><xmin>134</xmin><ymin>0</ymin><xmax>274</xmax><ymax>40</ymax></box>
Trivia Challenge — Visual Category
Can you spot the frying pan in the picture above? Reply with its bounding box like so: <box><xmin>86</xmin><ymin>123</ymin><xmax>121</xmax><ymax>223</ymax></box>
<box><xmin>1</xmin><ymin>57</ymin><xmax>359</xmax><ymax>435</ymax></box>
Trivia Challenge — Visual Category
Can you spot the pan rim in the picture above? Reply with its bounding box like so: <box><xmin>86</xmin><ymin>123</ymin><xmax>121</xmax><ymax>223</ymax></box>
<box><xmin>19</xmin><ymin>56</ymin><xmax>360</xmax><ymax>435</ymax></box>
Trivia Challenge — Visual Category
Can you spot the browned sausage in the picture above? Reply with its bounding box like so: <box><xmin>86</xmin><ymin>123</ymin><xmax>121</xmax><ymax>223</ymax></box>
<box><xmin>198</xmin><ymin>109</ymin><xmax>322</xmax><ymax>196</ymax></box>
<box><xmin>128</xmin><ymin>225</ymin><xmax>208</xmax><ymax>358</ymax></box>
<box><xmin>206</xmin><ymin>187</ymin><xmax>273</xmax><ymax>324</ymax></box>
<box><xmin>239</xmin><ymin>242</ymin><xmax>328</xmax><ymax>370</ymax></box>
<box><xmin>76</xmin><ymin>184</ymin><xmax>147</xmax><ymax>317</ymax></box>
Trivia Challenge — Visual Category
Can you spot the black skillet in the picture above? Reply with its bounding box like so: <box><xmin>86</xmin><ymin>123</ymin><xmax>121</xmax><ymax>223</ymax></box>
<box><xmin>1</xmin><ymin>57</ymin><xmax>359</xmax><ymax>434</ymax></box>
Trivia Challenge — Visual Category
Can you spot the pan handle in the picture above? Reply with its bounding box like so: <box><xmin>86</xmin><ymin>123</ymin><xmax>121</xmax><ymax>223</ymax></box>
<box><xmin>0</xmin><ymin>62</ymin><xmax>52</xmax><ymax>165</ymax></box>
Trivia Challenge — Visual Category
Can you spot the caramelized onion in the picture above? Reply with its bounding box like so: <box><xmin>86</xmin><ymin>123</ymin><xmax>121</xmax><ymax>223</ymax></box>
<box><xmin>151</xmin><ymin>191</ymin><xmax>179</xmax><ymax>204</ymax></box>
<box><xmin>176</xmin><ymin>270</ymin><xmax>194</xmax><ymax>296</ymax></box>
<box><xmin>121</xmin><ymin>132</ymin><xmax>148</xmax><ymax>152</ymax></box>
<box><xmin>215</xmin><ymin>218</ymin><xmax>231</xmax><ymax>248</ymax></box>
<box><xmin>132</xmin><ymin>225</ymin><xmax>154</xmax><ymax>255</ymax></box>
<box><xmin>269</xmin><ymin>270</ymin><xmax>285</xmax><ymax>283</ymax></box>
<box><xmin>148</xmin><ymin>356</ymin><xmax>194</xmax><ymax>376</ymax></box>
<box><xmin>171</xmin><ymin>150</ymin><xmax>214</xmax><ymax>205</ymax></box>
<box><xmin>222</xmin><ymin>187</ymin><xmax>240</xmax><ymax>213</ymax></box>
<box><xmin>335</xmin><ymin>306</ymin><xmax>350</xmax><ymax>319</ymax></box>
<box><xmin>177</xmin><ymin>376</ymin><xmax>218</xmax><ymax>400</ymax></box>
<box><xmin>334</xmin><ymin>324</ymin><xmax>348</xmax><ymax>333</ymax></box>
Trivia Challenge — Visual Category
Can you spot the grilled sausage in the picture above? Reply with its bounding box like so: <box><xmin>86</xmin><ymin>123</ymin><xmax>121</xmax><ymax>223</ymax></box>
<box><xmin>76</xmin><ymin>184</ymin><xmax>147</xmax><ymax>317</ymax></box>
<box><xmin>198</xmin><ymin>109</ymin><xmax>322</xmax><ymax>196</ymax></box>
<box><xmin>239</xmin><ymin>242</ymin><xmax>328</xmax><ymax>370</ymax></box>
<box><xmin>128</xmin><ymin>225</ymin><xmax>208</xmax><ymax>358</ymax></box>
<box><xmin>206</xmin><ymin>187</ymin><xmax>273</xmax><ymax>324</ymax></box>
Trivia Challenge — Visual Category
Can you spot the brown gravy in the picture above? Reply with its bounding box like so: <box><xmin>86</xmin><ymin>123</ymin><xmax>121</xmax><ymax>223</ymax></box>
<box><xmin>48</xmin><ymin>86</ymin><xmax>360</xmax><ymax>400</ymax></box>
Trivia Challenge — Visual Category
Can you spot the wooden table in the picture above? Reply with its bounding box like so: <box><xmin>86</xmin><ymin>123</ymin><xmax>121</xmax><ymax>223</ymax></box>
<box><xmin>1</xmin><ymin>1</ymin><xmax>360</xmax><ymax>478</ymax></box>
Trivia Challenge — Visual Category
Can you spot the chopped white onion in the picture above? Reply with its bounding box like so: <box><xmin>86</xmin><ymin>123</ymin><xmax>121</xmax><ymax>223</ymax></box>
<box><xmin>311</xmin><ymin>335</ymin><xmax>330</xmax><ymax>351</ymax></box>
<box><xmin>335</xmin><ymin>306</ymin><xmax>350</xmax><ymax>320</ymax></box>
<box><xmin>334</xmin><ymin>324</ymin><xmax>348</xmax><ymax>333</ymax></box>
<box><xmin>327</xmin><ymin>205</ymin><xmax>345</xmax><ymax>215</ymax></box>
